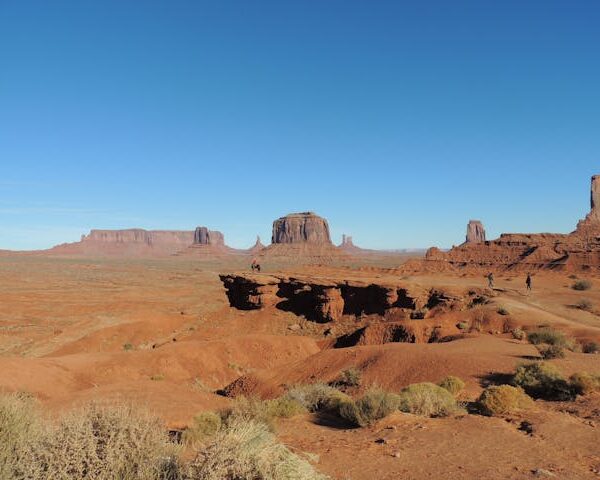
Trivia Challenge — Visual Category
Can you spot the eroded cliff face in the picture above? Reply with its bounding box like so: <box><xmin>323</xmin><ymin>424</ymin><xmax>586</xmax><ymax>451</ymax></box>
<box><xmin>271</xmin><ymin>212</ymin><xmax>332</xmax><ymax>245</ymax></box>
<box><xmin>465</xmin><ymin>220</ymin><xmax>486</xmax><ymax>244</ymax></box>
<box><xmin>84</xmin><ymin>229</ymin><xmax>194</xmax><ymax>245</ymax></box>
<box><xmin>219</xmin><ymin>273</ymin><xmax>484</xmax><ymax>323</ymax></box>
<box><xmin>193</xmin><ymin>227</ymin><xmax>225</xmax><ymax>246</ymax></box>
<box><xmin>419</xmin><ymin>175</ymin><xmax>600</xmax><ymax>272</ymax></box>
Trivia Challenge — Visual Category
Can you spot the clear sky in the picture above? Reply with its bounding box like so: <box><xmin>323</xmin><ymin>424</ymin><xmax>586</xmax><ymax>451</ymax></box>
<box><xmin>1</xmin><ymin>1</ymin><xmax>599</xmax><ymax>250</ymax></box>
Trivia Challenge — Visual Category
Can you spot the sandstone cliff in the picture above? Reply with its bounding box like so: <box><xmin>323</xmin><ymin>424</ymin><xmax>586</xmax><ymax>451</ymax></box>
<box><xmin>193</xmin><ymin>227</ymin><xmax>225</xmax><ymax>246</ymax></box>
<box><xmin>271</xmin><ymin>212</ymin><xmax>332</xmax><ymax>245</ymax></box>
<box><xmin>465</xmin><ymin>220</ymin><xmax>486</xmax><ymax>244</ymax></box>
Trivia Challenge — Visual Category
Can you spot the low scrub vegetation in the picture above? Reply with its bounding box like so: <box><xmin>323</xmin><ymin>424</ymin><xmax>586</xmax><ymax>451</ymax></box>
<box><xmin>576</xmin><ymin>299</ymin><xmax>594</xmax><ymax>311</ymax></box>
<box><xmin>477</xmin><ymin>385</ymin><xmax>533</xmax><ymax>416</ymax></box>
<box><xmin>511</xmin><ymin>327</ymin><xmax>526</xmax><ymax>340</ymax></box>
<box><xmin>536</xmin><ymin>344</ymin><xmax>566</xmax><ymax>359</ymax></box>
<box><xmin>182</xmin><ymin>412</ymin><xmax>222</xmax><ymax>446</ymax></box>
<box><xmin>582</xmin><ymin>341</ymin><xmax>600</xmax><ymax>354</ymax></box>
<box><xmin>337</xmin><ymin>387</ymin><xmax>400</xmax><ymax>427</ymax></box>
<box><xmin>397</xmin><ymin>382</ymin><xmax>460</xmax><ymax>417</ymax></box>
<box><xmin>496</xmin><ymin>307</ymin><xmax>509</xmax><ymax>316</ymax></box>
<box><xmin>512</xmin><ymin>362</ymin><xmax>574</xmax><ymax>401</ymax></box>
<box><xmin>186</xmin><ymin>418</ymin><xmax>327</xmax><ymax>480</ymax></box>
<box><xmin>334</xmin><ymin>368</ymin><xmax>362</xmax><ymax>387</ymax></box>
<box><xmin>284</xmin><ymin>383</ymin><xmax>351</xmax><ymax>413</ymax></box>
<box><xmin>572</xmin><ymin>279</ymin><xmax>592</xmax><ymax>291</ymax></box>
<box><xmin>437</xmin><ymin>376</ymin><xmax>465</xmax><ymax>396</ymax></box>
<box><xmin>569</xmin><ymin>372</ymin><xmax>600</xmax><ymax>396</ymax></box>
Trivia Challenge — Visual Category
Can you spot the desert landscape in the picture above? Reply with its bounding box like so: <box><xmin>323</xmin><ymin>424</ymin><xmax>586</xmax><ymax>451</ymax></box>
<box><xmin>1</xmin><ymin>178</ymin><xmax>600</xmax><ymax>479</ymax></box>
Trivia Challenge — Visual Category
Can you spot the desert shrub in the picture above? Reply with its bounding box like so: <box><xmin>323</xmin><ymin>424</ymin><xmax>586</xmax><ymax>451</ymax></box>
<box><xmin>186</xmin><ymin>418</ymin><xmax>327</xmax><ymax>480</ymax></box>
<box><xmin>511</xmin><ymin>327</ymin><xmax>526</xmax><ymax>340</ymax></box>
<box><xmin>28</xmin><ymin>403</ymin><xmax>179</xmax><ymax>480</ymax></box>
<box><xmin>284</xmin><ymin>384</ymin><xmax>351</xmax><ymax>413</ymax></box>
<box><xmin>123</xmin><ymin>343</ymin><xmax>134</xmax><ymax>351</ymax></box>
<box><xmin>569</xmin><ymin>372</ymin><xmax>600</xmax><ymax>396</ymax></box>
<box><xmin>536</xmin><ymin>344</ymin><xmax>566</xmax><ymax>359</ymax></box>
<box><xmin>150</xmin><ymin>374</ymin><xmax>165</xmax><ymax>381</ymax></box>
<box><xmin>572</xmin><ymin>280</ymin><xmax>592</xmax><ymax>291</ymax></box>
<box><xmin>335</xmin><ymin>368</ymin><xmax>362</xmax><ymax>387</ymax></box>
<box><xmin>265</xmin><ymin>397</ymin><xmax>307</xmax><ymax>419</ymax></box>
<box><xmin>457</xmin><ymin>321</ymin><xmax>469</xmax><ymax>331</ymax></box>
<box><xmin>512</xmin><ymin>362</ymin><xmax>574</xmax><ymax>401</ymax></box>
<box><xmin>437</xmin><ymin>376</ymin><xmax>465</xmax><ymax>396</ymax></box>
<box><xmin>576</xmin><ymin>299</ymin><xmax>593</xmax><ymax>311</ymax></box>
<box><xmin>477</xmin><ymin>385</ymin><xmax>533</xmax><ymax>416</ymax></box>
<box><xmin>182</xmin><ymin>412</ymin><xmax>222</xmax><ymax>446</ymax></box>
<box><xmin>397</xmin><ymin>383</ymin><xmax>459</xmax><ymax>417</ymax></box>
<box><xmin>527</xmin><ymin>328</ymin><xmax>567</xmax><ymax>346</ymax></box>
<box><xmin>469</xmin><ymin>295</ymin><xmax>490</xmax><ymax>307</ymax></box>
<box><xmin>410</xmin><ymin>309</ymin><xmax>427</xmax><ymax>320</ymax></box>
<box><xmin>337</xmin><ymin>388</ymin><xmax>400</xmax><ymax>427</ymax></box>
<box><xmin>582</xmin><ymin>342</ymin><xmax>600</xmax><ymax>354</ymax></box>
<box><xmin>0</xmin><ymin>393</ymin><xmax>43</xmax><ymax>479</ymax></box>
<box><xmin>497</xmin><ymin>307</ymin><xmax>509</xmax><ymax>316</ymax></box>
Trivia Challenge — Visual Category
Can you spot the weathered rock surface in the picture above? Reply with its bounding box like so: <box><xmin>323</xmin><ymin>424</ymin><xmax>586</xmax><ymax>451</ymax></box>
<box><xmin>271</xmin><ymin>212</ymin><xmax>332</xmax><ymax>245</ymax></box>
<box><xmin>49</xmin><ymin>229</ymin><xmax>195</xmax><ymax>256</ymax></box>
<box><xmin>248</xmin><ymin>236</ymin><xmax>265</xmax><ymax>254</ymax></box>
<box><xmin>193</xmin><ymin>227</ymin><xmax>225</xmax><ymax>246</ymax></box>
<box><xmin>220</xmin><ymin>272</ymin><xmax>484</xmax><ymax>323</ymax></box>
<box><xmin>416</xmin><ymin>175</ymin><xmax>600</xmax><ymax>272</ymax></box>
<box><xmin>465</xmin><ymin>220</ymin><xmax>486</xmax><ymax>244</ymax></box>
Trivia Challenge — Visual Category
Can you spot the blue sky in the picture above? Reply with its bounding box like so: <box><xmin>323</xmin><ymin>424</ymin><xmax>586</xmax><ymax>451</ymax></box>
<box><xmin>1</xmin><ymin>1</ymin><xmax>599</xmax><ymax>250</ymax></box>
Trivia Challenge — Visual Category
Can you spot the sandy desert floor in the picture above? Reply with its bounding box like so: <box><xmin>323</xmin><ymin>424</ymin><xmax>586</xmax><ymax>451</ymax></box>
<box><xmin>1</xmin><ymin>255</ymin><xmax>599</xmax><ymax>479</ymax></box>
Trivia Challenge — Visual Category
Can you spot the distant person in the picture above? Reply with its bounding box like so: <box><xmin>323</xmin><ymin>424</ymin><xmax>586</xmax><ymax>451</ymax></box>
<box><xmin>251</xmin><ymin>259</ymin><xmax>258</xmax><ymax>272</ymax></box>
<box><xmin>526</xmin><ymin>273</ymin><xmax>532</xmax><ymax>292</ymax></box>
<box><xmin>487</xmin><ymin>272</ymin><xmax>494</xmax><ymax>289</ymax></box>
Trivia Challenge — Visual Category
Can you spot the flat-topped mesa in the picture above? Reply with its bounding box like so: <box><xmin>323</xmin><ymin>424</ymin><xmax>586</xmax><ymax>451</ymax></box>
<box><xmin>193</xmin><ymin>226</ymin><xmax>225</xmax><ymax>246</ymax></box>
<box><xmin>271</xmin><ymin>212</ymin><xmax>332</xmax><ymax>245</ymax></box>
<box><xmin>341</xmin><ymin>234</ymin><xmax>354</xmax><ymax>246</ymax></box>
<box><xmin>465</xmin><ymin>220</ymin><xmax>486</xmax><ymax>244</ymax></box>
<box><xmin>84</xmin><ymin>229</ymin><xmax>193</xmax><ymax>245</ymax></box>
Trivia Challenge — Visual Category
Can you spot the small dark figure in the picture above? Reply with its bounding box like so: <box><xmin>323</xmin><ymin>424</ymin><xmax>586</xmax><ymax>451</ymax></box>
<box><xmin>487</xmin><ymin>272</ymin><xmax>494</xmax><ymax>289</ymax></box>
<box><xmin>526</xmin><ymin>273</ymin><xmax>532</xmax><ymax>292</ymax></box>
<box><xmin>251</xmin><ymin>259</ymin><xmax>261</xmax><ymax>272</ymax></box>
<box><xmin>255</xmin><ymin>263</ymin><xmax>261</xmax><ymax>272</ymax></box>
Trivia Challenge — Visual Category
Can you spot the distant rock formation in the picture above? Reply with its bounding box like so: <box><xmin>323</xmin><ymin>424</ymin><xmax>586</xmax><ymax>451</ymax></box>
<box><xmin>271</xmin><ymin>212</ymin><xmax>332</xmax><ymax>245</ymax></box>
<box><xmin>465</xmin><ymin>220</ymin><xmax>486</xmax><ymax>244</ymax></box>
<box><xmin>415</xmin><ymin>175</ymin><xmax>600</xmax><ymax>273</ymax></box>
<box><xmin>248</xmin><ymin>236</ymin><xmax>265</xmax><ymax>254</ymax></box>
<box><xmin>49</xmin><ymin>229</ymin><xmax>195</xmax><ymax>256</ymax></box>
<box><xmin>576</xmin><ymin>175</ymin><xmax>600</xmax><ymax>234</ymax></box>
<box><xmin>193</xmin><ymin>226</ymin><xmax>225</xmax><ymax>246</ymax></box>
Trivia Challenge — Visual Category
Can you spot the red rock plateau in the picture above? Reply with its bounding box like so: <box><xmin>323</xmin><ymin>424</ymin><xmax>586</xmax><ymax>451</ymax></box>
<box><xmin>419</xmin><ymin>175</ymin><xmax>600</xmax><ymax>272</ymax></box>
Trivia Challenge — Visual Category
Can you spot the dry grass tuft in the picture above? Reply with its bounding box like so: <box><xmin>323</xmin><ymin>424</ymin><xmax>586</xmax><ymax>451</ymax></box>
<box><xmin>337</xmin><ymin>388</ymin><xmax>400</xmax><ymax>427</ymax></box>
<box><xmin>437</xmin><ymin>376</ymin><xmax>465</xmax><ymax>396</ymax></box>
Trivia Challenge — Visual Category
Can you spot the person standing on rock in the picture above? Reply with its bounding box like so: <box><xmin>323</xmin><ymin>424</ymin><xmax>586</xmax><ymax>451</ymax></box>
<box><xmin>487</xmin><ymin>272</ymin><xmax>494</xmax><ymax>289</ymax></box>
<box><xmin>526</xmin><ymin>273</ymin><xmax>532</xmax><ymax>293</ymax></box>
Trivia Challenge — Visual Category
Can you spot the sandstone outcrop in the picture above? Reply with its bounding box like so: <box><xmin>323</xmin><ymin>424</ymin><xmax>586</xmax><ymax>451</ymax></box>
<box><xmin>465</xmin><ymin>220</ymin><xmax>486</xmax><ymax>244</ymax></box>
<box><xmin>259</xmin><ymin>212</ymin><xmax>346</xmax><ymax>263</ymax></box>
<box><xmin>49</xmin><ymin>229</ymin><xmax>195</xmax><ymax>256</ymax></box>
<box><xmin>271</xmin><ymin>212</ymin><xmax>332</xmax><ymax>245</ymax></box>
<box><xmin>193</xmin><ymin>227</ymin><xmax>225</xmax><ymax>246</ymax></box>
<box><xmin>416</xmin><ymin>175</ymin><xmax>600</xmax><ymax>272</ymax></box>
<box><xmin>220</xmin><ymin>272</ymin><xmax>485</xmax><ymax>323</ymax></box>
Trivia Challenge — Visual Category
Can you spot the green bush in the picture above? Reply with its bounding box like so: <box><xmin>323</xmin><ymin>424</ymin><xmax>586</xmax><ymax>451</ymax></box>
<box><xmin>572</xmin><ymin>280</ymin><xmax>592</xmax><ymax>291</ymax></box>
<box><xmin>437</xmin><ymin>376</ymin><xmax>465</xmax><ymax>396</ymax></box>
<box><xmin>512</xmin><ymin>362</ymin><xmax>574</xmax><ymax>400</ymax></box>
<box><xmin>186</xmin><ymin>418</ymin><xmax>327</xmax><ymax>480</ymax></box>
<box><xmin>569</xmin><ymin>372</ymin><xmax>600</xmax><ymax>396</ymax></box>
<box><xmin>536</xmin><ymin>344</ymin><xmax>566</xmax><ymax>359</ymax></box>
<box><xmin>337</xmin><ymin>388</ymin><xmax>400</xmax><ymax>427</ymax></box>
<box><xmin>284</xmin><ymin>384</ymin><xmax>351</xmax><ymax>413</ymax></box>
<box><xmin>182</xmin><ymin>412</ymin><xmax>222</xmax><ymax>446</ymax></box>
<box><xmin>397</xmin><ymin>383</ymin><xmax>459</xmax><ymax>417</ymax></box>
<box><xmin>221</xmin><ymin>396</ymin><xmax>305</xmax><ymax>430</ymax></box>
<box><xmin>477</xmin><ymin>385</ymin><xmax>534</xmax><ymax>416</ymax></box>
